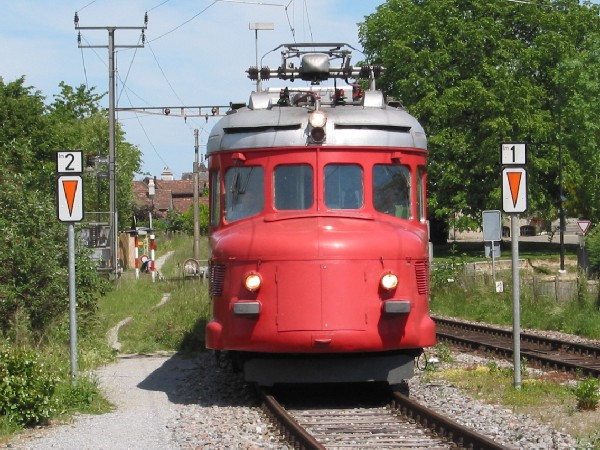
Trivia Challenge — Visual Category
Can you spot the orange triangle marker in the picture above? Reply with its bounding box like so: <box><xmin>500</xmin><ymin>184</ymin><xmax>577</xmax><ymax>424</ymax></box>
<box><xmin>62</xmin><ymin>179</ymin><xmax>78</xmax><ymax>215</ymax></box>
<box><xmin>507</xmin><ymin>171</ymin><xmax>522</xmax><ymax>207</ymax></box>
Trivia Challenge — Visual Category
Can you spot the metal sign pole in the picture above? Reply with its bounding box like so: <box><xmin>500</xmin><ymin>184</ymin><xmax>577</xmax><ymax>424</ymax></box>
<box><xmin>511</xmin><ymin>214</ymin><xmax>521</xmax><ymax>389</ymax></box>
<box><xmin>68</xmin><ymin>223</ymin><xmax>78</xmax><ymax>382</ymax></box>
<box><xmin>501</xmin><ymin>142</ymin><xmax>527</xmax><ymax>390</ymax></box>
<box><xmin>56</xmin><ymin>150</ymin><xmax>84</xmax><ymax>384</ymax></box>
<box><xmin>491</xmin><ymin>240</ymin><xmax>496</xmax><ymax>282</ymax></box>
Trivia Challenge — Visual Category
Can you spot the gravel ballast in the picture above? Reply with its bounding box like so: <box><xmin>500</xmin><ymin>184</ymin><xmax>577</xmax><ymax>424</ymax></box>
<box><xmin>5</xmin><ymin>350</ymin><xmax>581</xmax><ymax>450</ymax></box>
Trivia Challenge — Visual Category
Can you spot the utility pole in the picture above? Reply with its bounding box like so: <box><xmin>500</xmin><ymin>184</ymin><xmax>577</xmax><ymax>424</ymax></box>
<box><xmin>75</xmin><ymin>13</ymin><xmax>147</xmax><ymax>278</ymax></box>
<box><xmin>193</xmin><ymin>129</ymin><xmax>200</xmax><ymax>260</ymax></box>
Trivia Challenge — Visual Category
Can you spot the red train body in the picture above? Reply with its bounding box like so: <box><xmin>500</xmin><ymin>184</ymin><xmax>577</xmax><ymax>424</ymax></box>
<box><xmin>205</xmin><ymin>44</ymin><xmax>435</xmax><ymax>386</ymax></box>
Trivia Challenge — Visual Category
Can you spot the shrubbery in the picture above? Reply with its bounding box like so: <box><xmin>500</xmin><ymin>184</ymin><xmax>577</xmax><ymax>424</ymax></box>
<box><xmin>573</xmin><ymin>377</ymin><xmax>600</xmax><ymax>410</ymax></box>
<box><xmin>0</xmin><ymin>346</ymin><xmax>57</xmax><ymax>426</ymax></box>
<box><xmin>585</xmin><ymin>226</ymin><xmax>600</xmax><ymax>274</ymax></box>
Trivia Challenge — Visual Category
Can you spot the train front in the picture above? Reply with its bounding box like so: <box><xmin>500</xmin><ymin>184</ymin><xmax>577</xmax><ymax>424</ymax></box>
<box><xmin>205</xmin><ymin>44</ymin><xmax>436</xmax><ymax>386</ymax></box>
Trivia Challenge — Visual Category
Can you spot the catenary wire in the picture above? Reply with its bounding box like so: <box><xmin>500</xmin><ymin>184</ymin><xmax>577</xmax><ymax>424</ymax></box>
<box><xmin>76</xmin><ymin>0</ymin><xmax>99</xmax><ymax>12</ymax></box>
<box><xmin>148</xmin><ymin>1</ymin><xmax>219</xmax><ymax>43</ymax></box>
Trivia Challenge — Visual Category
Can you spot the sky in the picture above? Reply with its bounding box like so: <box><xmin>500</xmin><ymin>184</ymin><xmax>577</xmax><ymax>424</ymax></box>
<box><xmin>0</xmin><ymin>0</ymin><xmax>382</xmax><ymax>180</ymax></box>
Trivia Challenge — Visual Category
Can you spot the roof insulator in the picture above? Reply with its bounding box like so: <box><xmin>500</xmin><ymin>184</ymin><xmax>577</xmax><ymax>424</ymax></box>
<box><xmin>247</xmin><ymin>67</ymin><xmax>259</xmax><ymax>81</ymax></box>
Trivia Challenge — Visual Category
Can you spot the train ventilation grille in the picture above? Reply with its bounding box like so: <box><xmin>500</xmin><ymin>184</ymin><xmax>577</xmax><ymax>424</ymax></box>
<box><xmin>209</xmin><ymin>264</ymin><xmax>226</xmax><ymax>297</ymax></box>
<box><xmin>415</xmin><ymin>261</ymin><xmax>429</xmax><ymax>295</ymax></box>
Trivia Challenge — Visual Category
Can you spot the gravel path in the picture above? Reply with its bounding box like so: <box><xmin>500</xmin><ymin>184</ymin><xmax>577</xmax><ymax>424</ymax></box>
<box><xmin>8</xmin><ymin>354</ymin><xmax>195</xmax><ymax>450</ymax></box>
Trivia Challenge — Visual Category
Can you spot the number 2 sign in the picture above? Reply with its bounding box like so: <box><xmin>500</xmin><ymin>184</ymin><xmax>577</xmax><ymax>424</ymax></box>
<box><xmin>56</xmin><ymin>151</ymin><xmax>83</xmax><ymax>174</ymax></box>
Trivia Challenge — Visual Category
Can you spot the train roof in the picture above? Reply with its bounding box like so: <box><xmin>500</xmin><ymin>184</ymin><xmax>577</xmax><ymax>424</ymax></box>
<box><xmin>207</xmin><ymin>43</ymin><xmax>427</xmax><ymax>155</ymax></box>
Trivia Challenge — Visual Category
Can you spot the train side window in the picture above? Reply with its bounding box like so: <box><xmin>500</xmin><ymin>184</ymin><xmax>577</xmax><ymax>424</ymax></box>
<box><xmin>324</xmin><ymin>164</ymin><xmax>363</xmax><ymax>209</ymax></box>
<box><xmin>373</xmin><ymin>165</ymin><xmax>411</xmax><ymax>219</ymax></box>
<box><xmin>224</xmin><ymin>166</ymin><xmax>264</xmax><ymax>222</ymax></box>
<box><xmin>274</xmin><ymin>164</ymin><xmax>314</xmax><ymax>210</ymax></box>
<box><xmin>417</xmin><ymin>166</ymin><xmax>426</xmax><ymax>222</ymax></box>
<box><xmin>210</xmin><ymin>170</ymin><xmax>221</xmax><ymax>226</ymax></box>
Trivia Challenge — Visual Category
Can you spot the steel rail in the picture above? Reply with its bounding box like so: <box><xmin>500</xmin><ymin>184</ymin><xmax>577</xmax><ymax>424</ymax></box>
<box><xmin>391</xmin><ymin>392</ymin><xmax>508</xmax><ymax>450</ymax></box>
<box><xmin>259</xmin><ymin>386</ymin><xmax>507</xmax><ymax>449</ymax></box>
<box><xmin>434</xmin><ymin>317</ymin><xmax>600</xmax><ymax>378</ymax></box>
<box><xmin>258</xmin><ymin>389</ymin><xmax>324</xmax><ymax>450</ymax></box>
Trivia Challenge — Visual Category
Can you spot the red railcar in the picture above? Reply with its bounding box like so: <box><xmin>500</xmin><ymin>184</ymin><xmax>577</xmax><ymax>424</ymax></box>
<box><xmin>205</xmin><ymin>44</ymin><xmax>435</xmax><ymax>387</ymax></box>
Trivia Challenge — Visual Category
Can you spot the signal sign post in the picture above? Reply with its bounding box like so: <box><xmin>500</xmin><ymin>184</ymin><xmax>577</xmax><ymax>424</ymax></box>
<box><xmin>56</xmin><ymin>150</ymin><xmax>84</xmax><ymax>382</ymax></box>
<box><xmin>501</xmin><ymin>142</ymin><xmax>528</xmax><ymax>390</ymax></box>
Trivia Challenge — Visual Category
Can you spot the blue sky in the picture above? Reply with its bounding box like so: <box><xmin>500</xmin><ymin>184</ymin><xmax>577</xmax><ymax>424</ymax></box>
<box><xmin>0</xmin><ymin>0</ymin><xmax>382</xmax><ymax>179</ymax></box>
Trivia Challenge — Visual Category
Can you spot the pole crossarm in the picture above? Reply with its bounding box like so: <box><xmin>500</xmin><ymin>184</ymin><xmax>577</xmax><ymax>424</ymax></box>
<box><xmin>115</xmin><ymin>105</ymin><xmax>231</xmax><ymax>118</ymax></box>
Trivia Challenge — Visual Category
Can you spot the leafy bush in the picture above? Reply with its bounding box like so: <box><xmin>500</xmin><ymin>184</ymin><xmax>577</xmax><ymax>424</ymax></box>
<box><xmin>586</xmin><ymin>227</ymin><xmax>600</xmax><ymax>274</ymax></box>
<box><xmin>573</xmin><ymin>377</ymin><xmax>600</xmax><ymax>410</ymax></box>
<box><xmin>0</xmin><ymin>346</ymin><xmax>57</xmax><ymax>426</ymax></box>
<box><xmin>0</xmin><ymin>170</ymin><xmax>109</xmax><ymax>336</ymax></box>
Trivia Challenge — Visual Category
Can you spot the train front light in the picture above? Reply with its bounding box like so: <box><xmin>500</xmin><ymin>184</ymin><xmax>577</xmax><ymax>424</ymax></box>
<box><xmin>308</xmin><ymin>110</ymin><xmax>327</xmax><ymax>143</ymax></box>
<box><xmin>244</xmin><ymin>272</ymin><xmax>262</xmax><ymax>292</ymax></box>
<box><xmin>380</xmin><ymin>273</ymin><xmax>398</xmax><ymax>291</ymax></box>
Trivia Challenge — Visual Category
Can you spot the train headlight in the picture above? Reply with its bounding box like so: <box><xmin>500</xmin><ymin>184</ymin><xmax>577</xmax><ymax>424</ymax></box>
<box><xmin>309</xmin><ymin>110</ymin><xmax>327</xmax><ymax>128</ymax></box>
<box><xmin>244</xmin><ymin>272</ymin><xmax>262</xmax><ymax>292</ymax></box>
<box><xmin>309</xmin><ymin>110</ymin><xmax>327</xmax><ymax>143</ymax></box>
<box><xmin>380</xmin><ymin>273</ymin><xmax>398</xmax><ymax>291</ymax></box>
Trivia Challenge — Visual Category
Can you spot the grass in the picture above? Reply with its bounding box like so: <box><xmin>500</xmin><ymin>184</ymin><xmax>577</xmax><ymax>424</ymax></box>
<box><xmin>114</xmin><ymin>279</ymin><xmax>209</xmax><ymax>354</ymax></box>
<box><xmin>429</xmin><ymin>240</ymin><xmax>600</xmax><ymax>447</ymax></box>
<box><xmin>430</xmin><ymin>266</ymin><xmax>600</xmax><ymax>339</ymax></box>
<box><xmin>97</xmin><ymin>233</ymin><xmax>211</xmax><ymax>354</ymax></box>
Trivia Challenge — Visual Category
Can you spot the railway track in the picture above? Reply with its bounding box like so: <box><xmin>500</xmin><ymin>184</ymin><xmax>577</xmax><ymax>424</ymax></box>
<box><xmin>259</xmin><ymin>385</ymin><xmax>506</xmax><ymax>449</ymax></box>
<box><xmin>434</xmin><ymin>316</ymin><xmax>600</xmax><ymax>377</ymax></box>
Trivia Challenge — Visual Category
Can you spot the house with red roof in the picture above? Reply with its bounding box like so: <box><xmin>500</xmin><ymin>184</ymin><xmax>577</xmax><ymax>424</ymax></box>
<box><xmin>132</xmin><ymin>166</ymin><xmax>208</xmax><ymax>219</ymax></box>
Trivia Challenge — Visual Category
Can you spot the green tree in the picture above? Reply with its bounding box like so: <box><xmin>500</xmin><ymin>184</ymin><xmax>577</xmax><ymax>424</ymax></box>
<box><xmin>0</xmin><ymin>78</ymin><xmax>141</xmax><ymax>336</ymax></box>
<box><xmin>47</xmin><ymin>82</ymin><xmax>143</xmax><ymax>230</ymax></box>
<box><xmin>559</xmin><ymin>32</ymin><xmax>600</xmax><ymax>223</ymax></box>
<box><xmin>165</xmin><ymin>203</ymin><xmax>209</xmax><ymax>235</ymax></box>
<box><xmin>359</xmin><ymin>0</ymin><xmax>600</xmax><ymax>231</ymax></box>
<box><xmin>0</xmin><ymin>77</ymin><xmax>54</xmax><ymax>189</ymax></box>
<box><xmin>0</xmin><ymin>168</ymin><xmax>107</xmax><ymax>333</ymax></box>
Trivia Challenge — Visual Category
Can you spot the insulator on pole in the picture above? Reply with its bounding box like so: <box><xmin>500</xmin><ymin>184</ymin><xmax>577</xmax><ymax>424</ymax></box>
<box><xmin>260</xmin><ymin>67</ymin><xmax>271</xmax><ymax>80</ymax></box>
<box><xmin>247</xmin><ymin>66</ymin><xmax>259</xmax><ymax>81</ymax></box>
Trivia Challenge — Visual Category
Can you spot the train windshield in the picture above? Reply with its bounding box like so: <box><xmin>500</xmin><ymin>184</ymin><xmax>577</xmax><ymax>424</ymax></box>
<box><xmin>274</xmin><ymin>164</ymin><xmax>314</xmax><ymax>210</ymax></box>
<box><xmin>373</xmin><ymin>165</ymin><xmax>411</xmax><ymax>219</ymax></box>
<box><xmin>324</xmin><ymin>164</ymin><xmax>364</xmax><ymax>209</ymax></box>
<box><xmin>224</xmin><ymin>166</ymin><xmax>264</xmax><ymax>222</ymax></box>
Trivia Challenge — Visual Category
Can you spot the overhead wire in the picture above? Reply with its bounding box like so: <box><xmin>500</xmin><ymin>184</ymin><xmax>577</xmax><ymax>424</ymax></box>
<box><xmin>284</xmin><ymin>0</ymin><xmax>296</xmax><ymax>42</ymax></box>
<box><xmin>139</xmin><ymin>0</ymin><xmax>301</xmax><ymax>171</ymax></box>
<box><xmin>121</xmin><ymin>87</ymin><xmax>171</xmax><ymax>171</ymax></box>
<box><xmin>77</xmin><ymin>33</ymin><xmax>109</xmax><ymax>93</ymax></box>
<box><xmin>79</xmin><ymin>47</ymin><xmax>90</xmax><ymax>89</ymax></box>
<box><xmin>75</xmin><ymin>0</ymin><xmax>99</xmax><ymax>13</ymax></box>
<box><xmin>116</xmin><ymin>33</ymin><xmax>144</xmax><ymax>105</ymax></box>
<box><xmin>75</xmin><ymin>0</ymin><xmax>303</xmax><ymax>175</ymax></box>
<box><xmin>148</xmin><ymin>1</ymin><xmax>219</xmax><ymax>43</ymax></box>
<box><xmin>148</xmin><ymin>0</ymin><xmax>171</xmax><ymax>12</ymax></box>
<box><xmin>302</xmin><ymin>0</ymin><xmax>314</xmax><ymax>42</ymax></box>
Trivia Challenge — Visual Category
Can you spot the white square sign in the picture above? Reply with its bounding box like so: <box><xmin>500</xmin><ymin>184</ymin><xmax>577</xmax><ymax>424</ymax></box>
<box><xmin>501</xmin><ymin>142</ymin><xmax>526</xmax><ymax>166</ymax></box>
<box><xmin>56</xmin><ymin>151</ymin><xmax>83</xmax><ymax>174</ymax></box>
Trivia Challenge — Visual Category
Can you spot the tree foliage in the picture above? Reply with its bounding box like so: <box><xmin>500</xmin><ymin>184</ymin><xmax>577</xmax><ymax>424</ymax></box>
<box><xmin>359</xmin><ymin>0</ymin><xmax>600</xmax><ymax>227</ymax></box>
<box><xmin>0</xmin><ymin>77</ymin><xmax>140</xmax><ymax>336</ymax></box>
